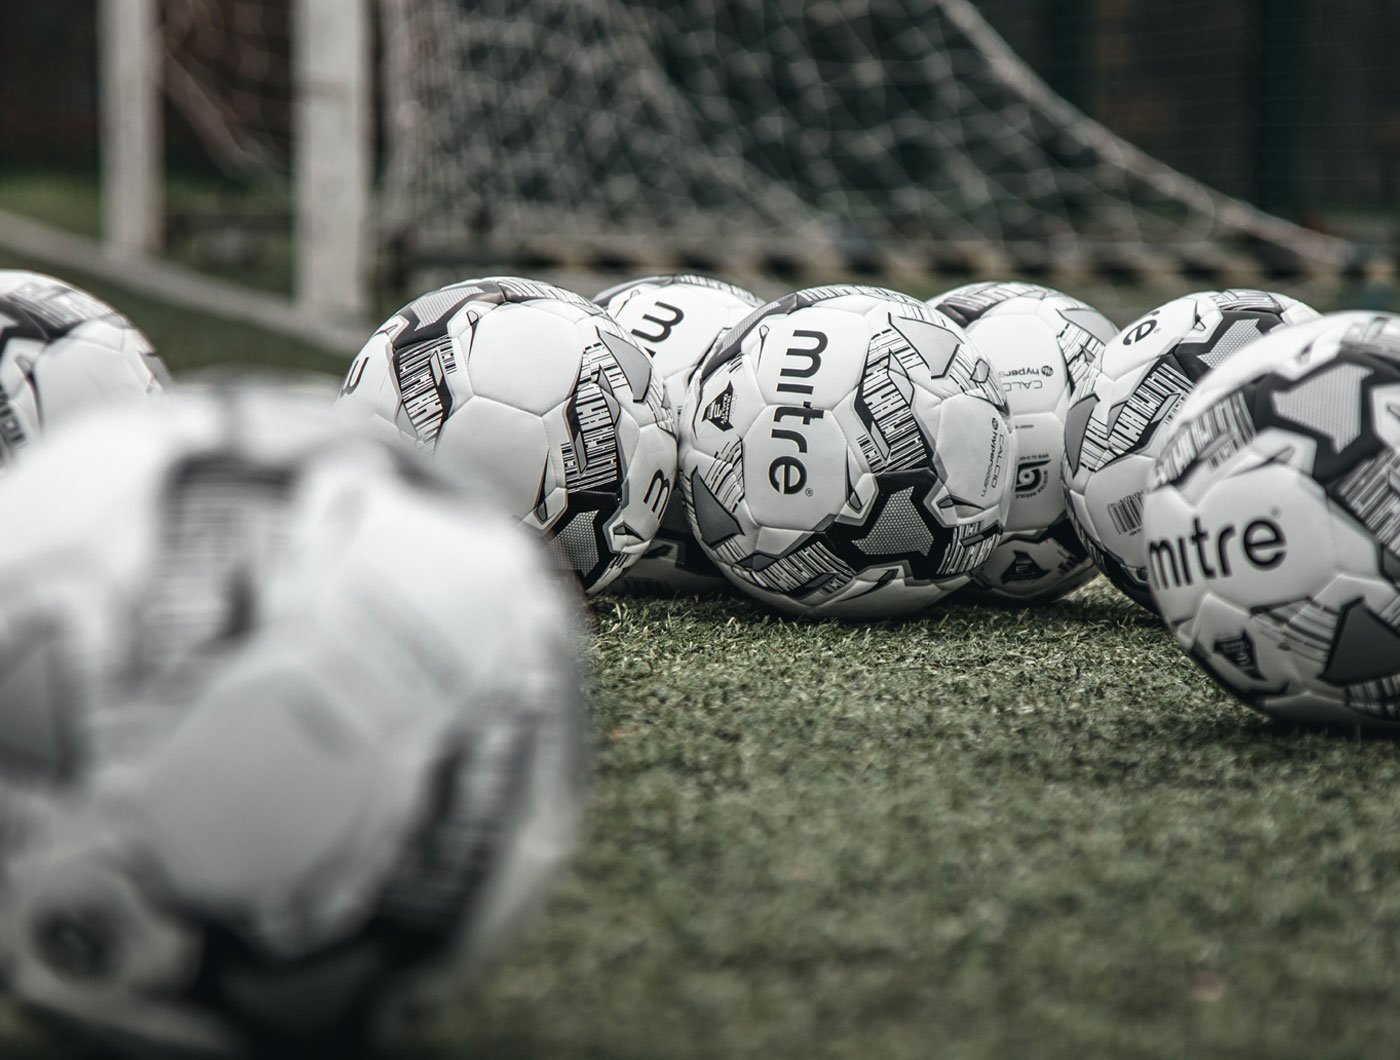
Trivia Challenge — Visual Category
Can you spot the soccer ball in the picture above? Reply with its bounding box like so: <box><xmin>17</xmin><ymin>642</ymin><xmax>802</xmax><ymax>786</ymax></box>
<box><xmin>678</xmin><ymin>283</ymin><xmax>1016</xmax><ymax>618</ymax></box>
<box><xmin>1063</xmin><ymin>289</ymin><xmax>1319</xmax><ymax>610</ymax></box>
<box><xmin>0</xmin><ymin>385</ymin><xmax>584</xmax><ymax>1055</ymax></box>
<box><xmin>595</xmin><ymin>274</ymin><xmax>762</xmax><ymax>593</ymax></box>
<box><xmin>337</xmin><ymin>276</ymin><xmax>677</xmax><ymax>595</ymax></box>
<box><xmin>1145</xmin><ymin>311</ymin><xmax>1400</xmax><ymax>725</ymax></box>
<box><xmin>930</xmin><ymin>281</ymin><xmax>1116</xmax><ymax>603</ymax></box>
<box><xmin>0</xmin><ymin>270</ymin><xmax>170</xmax><ymax>466</ymax></box>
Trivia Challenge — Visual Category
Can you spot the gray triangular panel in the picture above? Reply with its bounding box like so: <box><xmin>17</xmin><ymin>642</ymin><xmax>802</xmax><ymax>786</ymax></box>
<box><xmin>737</xmin><ymin>552</ymin><xmax>779</xmax><ymax>572</ymax></box>
<box><xmin>549</xmin><ymin>510</ymin><xmax>600</xmax><ymax>576</ymax></box>
<box><xmin>1060</xmin><ymin>307</ymin><xmax>1117</xmax><ymax>345</ymax></box>
<box><xmin>533</xmin><ymin>465</ymin><xmax>551</xmax><ymax>522</ymax></box>
<box><xmin>1270</xmin><ymin>362</ymin><xmax>1372</xmax><ymax>451</ymax></box>
<box><xmin>1321</xmin><ymin>599</ymin><xmax>1400</xmax><ymax>684</ymax></box>
<box><xmin>1063</xmin><ymin>396</ymin><xmax>1097</xmax><ymax>477</ymax></box>
<box><xmin>1199</xmin><ymin>319</ymin><xmax>1264</xmax><ymax>367</ymax></box>
<box><xmin>1383</xmin><ymin>547</ymin><xmax>1400</xmax><ymax>583</ymax></box>
<box><xmin>600</xmin><ymin>329</ymin><xmax>654</xmax><ymax>402</ymax></box>
<box><xmin>0</xmin><ymin>632</ymin><xmax>73</xmax><ymax>779</ymax></box>
<box><xmin>1104</xmin><ymin>397</ymin><xmax>1128</xmax><ymax>437</ymax></box>
<box><xmin>891</xmin><ymin>316</ymin><xmax>960</xmax><ymax>378</ymax></box>
<box><xmin>690</xmin><ymin>472</ymin><xmax>741</xmax><ymax>547</ymax></box>
<box><xmin>854</xmin><ymin>487</ymin><xmax>933</xmax><ymax>556</ymax></box>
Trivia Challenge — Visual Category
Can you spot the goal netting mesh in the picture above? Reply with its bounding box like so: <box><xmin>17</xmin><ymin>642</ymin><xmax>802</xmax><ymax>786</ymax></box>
<box><xmin>378</xmin><ymin>0</ymin><xmax>1353</xmax><ymax>276</ymax></box>
<box><xmin>163</xmin><ymin>0</ymin><xmax>292</xmax><ymax>180</ymax></box>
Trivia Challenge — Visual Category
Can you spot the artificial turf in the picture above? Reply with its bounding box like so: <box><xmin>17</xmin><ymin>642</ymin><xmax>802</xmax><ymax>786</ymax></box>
<box><xmin>1</xmin><ymin>257</ymin><xmax>1399</xmax><ymax>1059</ymax></box>
<box><xmin>410</xmin><ymin>584</ymin><xmax>1400</xmax><ymax>1060</ymax></box>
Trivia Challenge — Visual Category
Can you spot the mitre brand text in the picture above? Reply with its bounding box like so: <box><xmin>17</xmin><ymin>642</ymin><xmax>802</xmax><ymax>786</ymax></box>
<box><xmin>768</xmin><ymin>329</ymin><xmax>827</xmax><ymax>494</ymax></box>
<box><xmin>1148</xmin><ymin>515</ymin><xmax>1286</xmax><ymax>589</ymax></box>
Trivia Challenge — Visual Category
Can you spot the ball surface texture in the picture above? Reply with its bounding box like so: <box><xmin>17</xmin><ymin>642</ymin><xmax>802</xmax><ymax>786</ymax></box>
<box><xmin>0</xmin><ymin>385</ymin><xmax>584</xmax><ymax>1055</ymax></box>
<box><xmin>679</xmin><ymin>284</ymin><xmax>1016</xmax><ymax>618</ymax></box>
<box><xmin>1145</xmin><ymin>311</ymin><xmax>1400</xmax><ymax>725</ymax></box>
<box><xmin>595</xmin><ymin>274</ymin><xmax>762</xmax><ymax>593</ymax></box>
<box><xmin>0</xmin><ymin>270</ymin><xmax>170</xmax><ymax>466</ymax></box>
<box><xmin>338</xmin><ymin>276</ymin><xmax>677</xmax><ymax>594</ymax></box>
<box><xmin>931</xmin><ymin>281</ymin><xmax>1116</xmax><ymax>602</ymax></box>
<box><xmin>1064</xmin><ymin>289</ymin><xmax>1319</xmax><ymax>610</ymax></box>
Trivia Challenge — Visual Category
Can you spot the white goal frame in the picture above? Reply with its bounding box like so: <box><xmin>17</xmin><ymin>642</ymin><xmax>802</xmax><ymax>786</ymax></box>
<box><xmin>97</xmin><ymin>0</ymin><xmax>373</xmax><ymax>321</ymax></box>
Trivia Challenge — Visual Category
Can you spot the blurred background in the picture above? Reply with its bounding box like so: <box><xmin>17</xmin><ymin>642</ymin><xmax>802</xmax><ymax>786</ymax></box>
<box><xmin>1</xmin><ymin>0</ymin><xmax>1397</xmax><ymax>370</ymax></box>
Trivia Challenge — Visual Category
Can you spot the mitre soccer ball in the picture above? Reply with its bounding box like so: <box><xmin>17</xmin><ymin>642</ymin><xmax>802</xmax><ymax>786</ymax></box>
<box><xmin>930</xmin><ymin>281</ymin><xmax>1116</xmax><ymax>602</ymax></box>
<box><xmin>337</xmin><ymin>276</ymin><xmax>677</xmax><ymax>594</ymax></box>
<box><xmin>0</xmin><ymin>386</ymin><xmax>584</xmax><ymax>1056</ymax></box>
<box><xmin>1145</xmin><ymin>312</ymin><xmax>1400</xmax><ymax>725</ymax></box>
<box><xmin>1064</xmin><ymin>289</ymin><xmax>1319</xmax><ymax>610</ymax></box>
<box><xmin>679</xmin><ymin>284</ymin><xmax>1016</xmax><ymax>618</ymax></box>
<box><xmin>0</xmin><ymin>270</ymin><xmax>169</xmax><ymax>466</ymax></box>
<box><xmin>595</xmin><ymin>274</ymin><xmax>762</xmax><ymax>593</ymax></box>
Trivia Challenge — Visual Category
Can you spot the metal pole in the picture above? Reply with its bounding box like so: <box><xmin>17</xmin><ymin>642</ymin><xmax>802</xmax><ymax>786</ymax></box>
<box><xmin>100</xmin><ymin>0</ymin><xmax>163</xmax><ymax>257</ymax></box>
<box><xmin>294</xmin><ymin>0</ymin><xmax>372</xmax><ymax>320</ymax></box>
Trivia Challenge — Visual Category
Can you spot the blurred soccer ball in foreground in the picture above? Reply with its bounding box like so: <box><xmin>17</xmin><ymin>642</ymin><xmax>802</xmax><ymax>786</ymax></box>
<box><xmin>338</xmin><ymin>276</ymin><xmax>677</xmax><ymax>594</ymax></box>
<box><xmin>0</xmin><ymin>270</ymin><xmax>169</xmax><ymax>466</ymax></box>
<box><xmin>931</xmin><ymin>281</ymin><xmax>1116</xmax><ymax>603</ymax></box>
<box><xmin>595</xmin><ymin>274</ymin><xmax>762</xmax><ymax>593</ymax></box>
<box><xmin>679</xmin><ymin>284</ymin><xmax>1015</xmax><ymax>618</ymax></box>
<box><xmin>1064</xmin><ymin>289</ymin><xmax>1319</xmax><ymax>610</ymax></box>
<box><xmin>0</xmin><ymin>386</ymin><xmax>584</xmax><ymax>1056</ymax></box>
<box><xmin>1145</xmin><ymin>312</ymin><xmax>1400</xmax><ymax>725</ymax></box>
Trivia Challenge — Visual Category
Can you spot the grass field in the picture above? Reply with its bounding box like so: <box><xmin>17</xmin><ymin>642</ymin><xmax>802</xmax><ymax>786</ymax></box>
<box><xmin>435</xmin><ymin>587</ymin><xmax>1400</xmax><ymax>1060</ymax></box>
<box><xmin>0</xmin><ymin>247</ymin><xmax>338</xmax><ymax>376</ymax></box>
<box><xmin>3</xmin><ymin>251</ymin><xmax>1400</xmax><ymax>1059</ymax></box>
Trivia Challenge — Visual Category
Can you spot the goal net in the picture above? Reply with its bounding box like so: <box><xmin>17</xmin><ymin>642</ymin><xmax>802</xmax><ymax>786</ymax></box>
<box><xmin>163</xmin><ymin>0</ymin><xmax>291</xmax><ymax>181</ymax></box>
<box><xmin>377</xmin><ymin>0</ymin><xmax>1355</xmax><ymax>281</ymax></box>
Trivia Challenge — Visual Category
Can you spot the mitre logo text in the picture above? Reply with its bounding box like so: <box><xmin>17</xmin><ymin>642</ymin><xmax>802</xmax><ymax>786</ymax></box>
<box><xmin>1147</xmin><ymin>515</ymin><xmax>1286</xmax><ymax>590</ymax></box>
<box><xmin>767</xmin><ymin>329</ymin><xmax>827</xmax><ymax>495</ymax></box>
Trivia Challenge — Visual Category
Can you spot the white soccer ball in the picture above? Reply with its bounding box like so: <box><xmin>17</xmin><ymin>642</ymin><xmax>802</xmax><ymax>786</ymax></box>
<box><xmin>0</xmin><ymin>385</ymin><xmax>584</xmax><ymax>1055</ymax></box>
<box><xmin>930</xmin><ymin>281</ymin><xmax>1116</xmax><ymax>602</ymax></box>
<box><xmin>1063</xmin><ymin>289</ymin><xmax>1319</xmax><ymax>610</ymax></box>
<box><xmin>337</xmin><ymin>276</ymin><xmax>678</xmax><ymax>595</ymax></box>
<box><xmin>595</xmin><ymin>274</ymin><xmax>762</xmax><ymax>593</ymax></box>
<box><xmin>679</xmin><ymin>283</ymin><xmax>1016</xmax><ymax>618</ymax></box>
<box><xmin>0</xmin><ymin>270</ymin><xmax>170</xmax><ymax>465</ymax></box>
<box><xmin>1144</xmin><ymin>312</ymin><xmax>1400</xmax><ymax>725</ymax></box>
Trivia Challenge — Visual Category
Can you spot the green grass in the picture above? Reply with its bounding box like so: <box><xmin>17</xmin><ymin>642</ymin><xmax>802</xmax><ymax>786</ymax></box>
<box><xmin>0</xmin><ymin>248</ymin><xmax>342</xmax><ymax>377</ymax></box>
<box><xmin>0</xmin><ymin>168</ymin><xmax>295</xmax><ymax>296</ymax></box>
<box><xmin>0</xmin><ymin>169</ymin><xmax>102</xmax><ymax>239</ymax></box>
<box><xmin>405</xmin><ymin>584</ymin><xmax>1400</xmax><ymax>1060</ymax></box>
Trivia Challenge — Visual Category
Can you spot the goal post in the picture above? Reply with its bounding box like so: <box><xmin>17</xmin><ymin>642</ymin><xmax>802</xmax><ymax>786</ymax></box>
<box><xmin>97</xmin><ymin>0</ymin><xmax>373</xmax><ymax>322</ymax></box>
<box><xmin>292</xmin><ymin>0</ymin><xmax>373</xmax><ymax>319</ymax></box>
<box><xmin>100</xmin><ymin>0</ymin><xmax>163</xmax><ymax>259</ymax></box>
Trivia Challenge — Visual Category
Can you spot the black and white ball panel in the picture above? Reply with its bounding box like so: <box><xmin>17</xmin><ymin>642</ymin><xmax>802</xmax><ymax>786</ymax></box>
<box><xmin>1146</xmin><ymin>312</ymin><xmax>1400</xmax><ymax>723</ymax></box>
<box><xmin>680</xmin><ymin>284</ymin><xmax>1015</xmax><ymax>618</ymax></box>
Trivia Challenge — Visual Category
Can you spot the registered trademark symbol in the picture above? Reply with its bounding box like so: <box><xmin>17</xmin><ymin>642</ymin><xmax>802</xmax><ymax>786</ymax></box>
<box><xmin>805</xmin><ymin>488</ymin><xmax>814</xmax><ymax>497</ymax></box>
